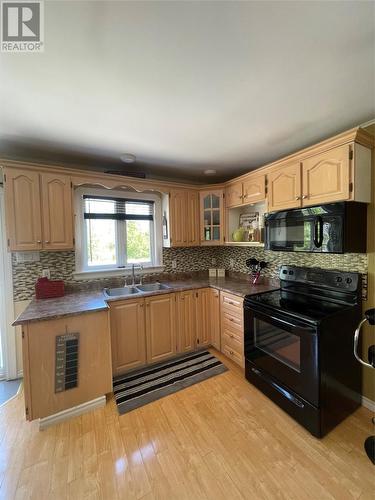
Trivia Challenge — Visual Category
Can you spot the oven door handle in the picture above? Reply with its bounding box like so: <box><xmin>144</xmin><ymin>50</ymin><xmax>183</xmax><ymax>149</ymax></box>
<box><xmin>251</xmin><ymin>367</ymin><xmax>305</xmax><ymax>408</ymax></box>
<box><xmin>268</xmin><ymin>314</ymin><xmax>315</xmax><ymax>332</ymax></box>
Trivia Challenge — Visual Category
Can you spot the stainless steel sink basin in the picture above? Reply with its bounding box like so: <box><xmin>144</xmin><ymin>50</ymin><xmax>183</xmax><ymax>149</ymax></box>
<box><xmin>104</xmin><ymin>286</ymin><xmax>140</xmax><ymax>297</ymax></box>
<box><xmin>135</xmin><ymin>283</ymin><xmax>170</xmax><ymax>292</ymax></box>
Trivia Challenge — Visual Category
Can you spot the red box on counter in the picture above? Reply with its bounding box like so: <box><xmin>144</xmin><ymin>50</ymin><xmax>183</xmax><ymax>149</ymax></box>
<box><xmin>35</xmin><ymin>277</ymin><xmax>65</xmax><ymax>299</ymax></box>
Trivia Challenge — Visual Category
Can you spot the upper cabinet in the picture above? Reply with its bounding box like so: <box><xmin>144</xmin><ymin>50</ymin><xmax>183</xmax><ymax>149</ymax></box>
<box><xmin>169</xmin><ymin>189</ymin><xmax>200</xmax><ymax>247</ymax></box>
<box><xmin>226</xmin><ymin>173</ymin><xmax>266</xmax><ymax>208</ymax></box>
<box><xmin>225</xmin><ymin>182</ymin><xmax>243</xmax><ymax>208</ymax></box>
<box><xmin>266</xmin><ymin>142</ymin><xmax>372</xmax><ymax>212</ymax></box>
<box><xmin>301</xmin><ymin>144</ymin><xmax>349</xmax><ymax>206</ymax></box>
<box><xmin>41</xmin><ymin>173</ymin><xmax>74</xmax><ymax>250</ymax></box>
<box><xmin>200</xmin><ymin>189</ymin><xmax>224</xmax><ymax>245</ymax></box>
<box><xmin>4</xmin><ymin>168</ymin><xmax>74</xmax><ymax>251</ymax></box>
<box><xmin>267</xmin><ymin>162</ymin><xmax>302</xmax><ymax>212</ymax></box>
<box><xmin>242</xmin><ymin>174</ymin><xmax>266</xmax><ymax>204</ymax></box>
<box><xmin>4</xmin><ymin>169</ymin><xmax>42</xmax><ymax>251</ymax></box>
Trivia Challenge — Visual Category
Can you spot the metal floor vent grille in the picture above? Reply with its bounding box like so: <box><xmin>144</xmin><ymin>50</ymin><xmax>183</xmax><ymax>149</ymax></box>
<box><xmin>55</xmin><ymin>333</ymin><xmax>79</xmax><ymax>393</ymax></box>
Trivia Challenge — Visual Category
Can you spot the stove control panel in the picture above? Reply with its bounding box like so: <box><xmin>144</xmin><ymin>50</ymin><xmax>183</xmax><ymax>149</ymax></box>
<box><xmin>279</xmin><ymin>265</ymin><xmax>359</xmax><ymax>292</ymax></box>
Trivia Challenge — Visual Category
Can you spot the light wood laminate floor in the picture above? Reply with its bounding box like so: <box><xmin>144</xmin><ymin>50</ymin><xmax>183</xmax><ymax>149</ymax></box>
<box><xmin>0</xmin><ymin>351</ymin><xmax>374</xmax><ymax>500</ymax></box>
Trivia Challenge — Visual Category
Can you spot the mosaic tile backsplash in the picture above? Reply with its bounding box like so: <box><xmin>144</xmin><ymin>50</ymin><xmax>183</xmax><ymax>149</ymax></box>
<box><xmin>12</xmin><ymin>247</ymin><xmax>368</xmax><ymax>301</ymax></box>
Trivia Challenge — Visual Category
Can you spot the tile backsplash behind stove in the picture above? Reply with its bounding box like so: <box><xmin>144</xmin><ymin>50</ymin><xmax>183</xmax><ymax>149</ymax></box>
<box><xmin>12</xmin><ymin>247</ymin><xmax>368</xmax><ymax>301</ymax></box>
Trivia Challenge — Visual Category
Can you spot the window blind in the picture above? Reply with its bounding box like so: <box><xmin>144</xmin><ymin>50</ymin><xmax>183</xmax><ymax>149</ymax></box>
<box><xmin>83</xmin><ymin>195</ymin><xmax>154</xmax><ymax>221</ymax></box>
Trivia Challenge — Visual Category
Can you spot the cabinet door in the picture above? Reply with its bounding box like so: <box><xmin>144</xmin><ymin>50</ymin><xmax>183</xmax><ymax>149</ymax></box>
<box><xmin>4</xmin><ymin>168</ymin><xmax>42</xmax><ymax>251</ymax></box>
<box><xmin>110</xmin><ymin>299</ymin><xmax>146</xmax><ymax>375</ymax></box>
<box><xmin>177</xmin><ymin>290</ymin><xmax>196</xmax><ymax>353</ymax></box>
<box><xmin>243</xmin><ymin>174</ymin><xmax>266</xmax><ymax>204</ymax></box>
<box><xmin>145</xmin><ymin>294</ymin><xmax>176</xmax><ymax>363</ymax></box>
<box><xmin>267</xmin><ymin>163</ymin><xmax>302</xmax><ymax>212</ymax></box>
<box><xmin>225</xmin><ymin>182</ymin><xmax>243</xmax><ymax>208</ymax></box>
<box><xmin>41</xmin><ymin>173</ymin><xmax>73</xmax><ymax>250</ymax></box>
<box><xmin>209</xmin><ymin>288</ymin><xmax>220</xmax><ymax>350</ymax></box>
<box><xmin>187</xmin><ymin>191</ymin><xmax>200</xmax><ymax>246</ymax></box>
<box><xmin>200</xmin><ymin>190</ymin><xmax>224</xmax><ymax>245</ymax></box>
<box><xmin>302</xmin><ymin>144</ymin><xmax>350</xmax><ymax>206</ymax></box>
<box><xmin>169</xmin><ymin>190</ymin><xmax>187</xmax><ymax>247</ymax></box>
<box><xmin>195</xmin><ymin>288</ymin><xmax>211</xmax><ymax>348</ymax></box>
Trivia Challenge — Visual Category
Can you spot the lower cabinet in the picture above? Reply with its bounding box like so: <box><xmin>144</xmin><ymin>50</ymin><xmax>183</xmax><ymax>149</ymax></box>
<box><xmin>22</xmin><ymin>311</ymin><xmax>112</xmax><ymax>420</ymax></box>
<box><xmin>109</xmin><ymin>288</ymin><xmax>245</xmax><ymax>377</ymax></box>
<box><xmin>177</xmin><ymin>290</ymin><xmax>197</xmax><ymax>352</ymax></box>
<box><xmin>220</xmin><ymin>291</ymin><xmax>244</xmax><ymax>368</ymax></box>
<box><xmin>195</xmin><ymin>288</ymin><xmax>212</xmax><ymax>348</ymax></box>
<box><xmin>110</xmin><ymin>298</ymin><xmax>146</xmax><ymax>375</ymax></box>
<box><xmin>209</xmin><ymin>288</ymin><xmax>221</xmax><ymax>350</ymax></box>
<box><xmin>145</xmin><ymin>293</ymin><xmax>177</xmax><ymax>364</ymax></box>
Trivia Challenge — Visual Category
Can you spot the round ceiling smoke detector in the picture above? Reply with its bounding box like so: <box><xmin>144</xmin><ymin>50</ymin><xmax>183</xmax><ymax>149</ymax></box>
<box><xmin>120</xmin><ymin>153</ymin><xmax>136</xmax><ymax>164</ymax></box>
<box><xmin>203</xmin><ymin>169</ymin><xmax>217</xmax><ymax>175</ymax></box>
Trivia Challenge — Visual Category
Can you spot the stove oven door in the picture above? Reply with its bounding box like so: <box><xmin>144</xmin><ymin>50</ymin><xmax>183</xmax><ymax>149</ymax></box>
<box><xmin>244</xmin><ymin>306</ymin><xmax>319</xmax><ymax>406</ymax></box>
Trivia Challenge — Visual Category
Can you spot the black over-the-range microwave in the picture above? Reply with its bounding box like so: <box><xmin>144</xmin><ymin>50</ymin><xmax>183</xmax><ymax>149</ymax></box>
<box><xmin>264</xmin><ymin>202</ymin><xmax>367</xmax><ymax>253</ymax></box>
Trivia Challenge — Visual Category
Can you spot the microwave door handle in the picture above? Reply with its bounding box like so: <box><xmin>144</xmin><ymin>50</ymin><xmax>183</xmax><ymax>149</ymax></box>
<box><xmin>313</xmin><ymin>216</ymin><xmax>323</xmax><ymax>248</ymax></box>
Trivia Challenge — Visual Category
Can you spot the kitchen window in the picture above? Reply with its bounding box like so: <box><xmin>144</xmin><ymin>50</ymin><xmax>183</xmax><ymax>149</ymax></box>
<box><xmin>75</xmin><ymin>188</ymin><xmax>163</xmax><ymax>276</ymax></box>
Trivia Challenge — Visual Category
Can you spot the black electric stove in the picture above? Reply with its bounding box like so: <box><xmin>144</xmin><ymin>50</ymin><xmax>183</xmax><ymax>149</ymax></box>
<box><xmin>243</xmin><ymin>265</ymin><xmax>362</xmax><ymax>437</ymax></box>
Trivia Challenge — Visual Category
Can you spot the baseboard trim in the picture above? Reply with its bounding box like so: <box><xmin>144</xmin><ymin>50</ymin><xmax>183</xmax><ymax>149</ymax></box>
<box><xmin>362</xmin><ymin>396</ymin><xmax>375</xmax><ymax>412</ymax></box>
<box><xmin>39</xmin><ymin>396</ymin><xmax>106</xmax><ymax>430</ymax></box>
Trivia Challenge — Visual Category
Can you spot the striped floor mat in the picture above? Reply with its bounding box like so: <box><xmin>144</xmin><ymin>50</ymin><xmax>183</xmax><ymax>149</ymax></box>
<box><xmin>113</xmin><ymin>350</ymin><xmax>228</xmax><ymax>415</ymax></box>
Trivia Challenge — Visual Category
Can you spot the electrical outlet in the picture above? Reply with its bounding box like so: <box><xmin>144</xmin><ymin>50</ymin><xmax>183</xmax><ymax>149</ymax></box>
<box><xmin>230</xmin><ymin>258</ymin><xmax>234</xmax><ymax>268</ymax></box>
<box><xmin>42</xmin><ymin>269</ymin><xmax>50</xmax><ymax>279</ymax></box>
<box><xmin>172</xmin><ymin>260</ymin><xmax>177</xmax><ymax>269</ymax></box>
<box><xmin>211</xmin><ymin>258</ymin><xmax>216</xmax><ymax>266</ymax></box>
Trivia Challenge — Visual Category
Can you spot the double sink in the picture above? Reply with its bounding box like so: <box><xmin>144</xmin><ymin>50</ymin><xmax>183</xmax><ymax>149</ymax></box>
<box><xmin>104</xmin><ymin>282</ymin><xmax>171</xmax><ymax>298</ymax></box>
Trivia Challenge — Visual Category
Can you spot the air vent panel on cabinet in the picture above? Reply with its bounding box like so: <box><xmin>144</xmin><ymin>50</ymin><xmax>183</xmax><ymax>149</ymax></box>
<box><xmin>55</xmin><ymin>333</ymin><xmax>79</xmax><ymax>393</ymax></box>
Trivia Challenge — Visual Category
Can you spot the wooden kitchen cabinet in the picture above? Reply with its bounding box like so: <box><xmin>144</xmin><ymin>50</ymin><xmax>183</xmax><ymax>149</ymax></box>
<box><xmin>301</xmin><ymin>144</ymin><xmax>350</xmax><ymax>206</ymax></box>
<box><xmin>200</xmin><ymin>190</ymin><xmax>224</xmax><ymax>245</ymax></box>
<box><xmin>209</xmin><ymin>288</ymin><xmax>221</xmax><ymax>350</ymax></box>
<box><xmin>225</xmin><ymin>173</ymin><xmax>266</xmax><ymax>209</ymax></box>
<box><xmin>145</xmin><ymin>293</ymin><xmax>177</xmax><ymax>363</ymax></box>
<box><xmin>41</xmin><ymin>172</ymin><xmax>74</xmax><ymax>250</ymax></box>
<box><xmin>4</xmin><ymin>168</ymin><xmax>43</xmax><ymax>251</ymax></box>
<box><xmin>195</xmin><ymin>288</ymin><xmax>211</xmax><ymax>347</ymax></box>
<box><xmin>220</xmin><ymin>291</ymin><xmax>244</xmax><ymax>368</ymax></box>
<box><xmin>22</xmin><ymin>311</ymin><xmax>112</xmax><ymax>421</ymax></box>
<box><xmin>242</xmin><ymin>174</ymin><xmax>266</xmax><ymax>204</ymax></box>
<box><xmin>267</xmin><ymin>162</ymin><xmax>302</xmax><ymax>212</ymax></box>
<box><xmin>225</xmin><ymin>182</ymin><xmax>243</xmax><ymax>208</ymax></box>
<box><xmin>187</xmin><ymin>190</ymin><xmax>200</xmax><ymax>245</ymax></box>
<box><xmin>110</xmin><ymin>298</ymin><xmax>146</xmax><ymax>375</ymax></box>
<box><xmin>4</xmin><ymin>167</ymin><xmax>73</xmax><ymax>251</ymax></box>
<box><xmin>169</xmin><ymin>189</ymin><xmax>200</xmax><ymax>247</ymax></box>
<box><xmin>177</xmin><ymin>290</ymin><xmax>197</xmax><ymax>353</ymax></box>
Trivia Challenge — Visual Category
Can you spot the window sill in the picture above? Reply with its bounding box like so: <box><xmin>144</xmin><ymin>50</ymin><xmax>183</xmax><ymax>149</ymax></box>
<box><xmin>73</xmin><ymin>266</ymin><xmax>165</xmax><ymax>281</ymax></box>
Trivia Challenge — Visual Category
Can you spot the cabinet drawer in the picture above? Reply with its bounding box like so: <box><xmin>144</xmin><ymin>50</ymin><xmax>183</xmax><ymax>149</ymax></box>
<box><xmin>222</xmin><ymin>331</ymin><xmax>243</xmax><ymax>354</ymax></box>
<box><xmin>221</xmin><ymin>292</ymin><xmax>243</xmax><ymax>314</ymax></box>
<box><xmin>222</xmin><ymin>345</ymin><xmax>244</xmax><ymax>367</ymax></box>
<box><xmin>222</xmin><ymin>310</ymin><xmax>243</xmax><ymax>330</ymax></box>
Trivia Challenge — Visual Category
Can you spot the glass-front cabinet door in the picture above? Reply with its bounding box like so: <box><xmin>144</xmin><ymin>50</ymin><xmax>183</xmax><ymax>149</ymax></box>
<box><xmin>200</xmin><ymin>190</ymin><xmax>224</xmax><ymax>245</ymax></box>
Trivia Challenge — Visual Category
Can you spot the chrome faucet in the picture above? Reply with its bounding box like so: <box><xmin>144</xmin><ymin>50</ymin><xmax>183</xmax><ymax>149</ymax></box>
<box><xmin>131</xmin><ymin>264</ymin><xmax>143</xmax><ymax>286</ymax></box>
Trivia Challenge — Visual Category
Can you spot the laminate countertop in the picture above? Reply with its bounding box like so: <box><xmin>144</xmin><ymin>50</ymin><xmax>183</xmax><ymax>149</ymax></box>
<box><xmin>13</xmin><ymin>276</ymin><xmax>279</xmax><ymax>325</ymax></box>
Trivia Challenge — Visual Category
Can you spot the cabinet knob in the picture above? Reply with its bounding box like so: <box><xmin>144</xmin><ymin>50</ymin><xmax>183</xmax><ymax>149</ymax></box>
<box><xmin>37</xmin><ymin>240</ymin><xmax>42</xmax><ymax>244</ymax></box>
<box><xmin>229</xmin><ymin>350</ymin><xmax>234</xmax><ymax>355</ymax></box>
<box><xmin>302</xmin><ymin>195</ymin><xmax>308</xmax><ymax>199</ymax></box>
<box><xmin>140</xmin><ymin>304</ymin><xmax>144</xmax><ymax>308</ymax></box>
<box><xmin>295</xmin><ymin>196</ymin><xmax>300</xmax><ymax>200</ymax></box>
<box><xmin>243</xmin><ymin>194</ymin><xmax>248</xmax><ymax>199</ymax></box>
<box><xmin>45</xmin><ymin>240</ymin><xmax>50</xmax><ymax>244</ymax></box>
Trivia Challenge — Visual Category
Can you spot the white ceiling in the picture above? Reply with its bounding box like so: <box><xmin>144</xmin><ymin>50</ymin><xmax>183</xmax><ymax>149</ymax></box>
<box><xmin>0</xmin><ymin>1</ymin><xmax>374</xmax><ymax>182</ymax></box>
